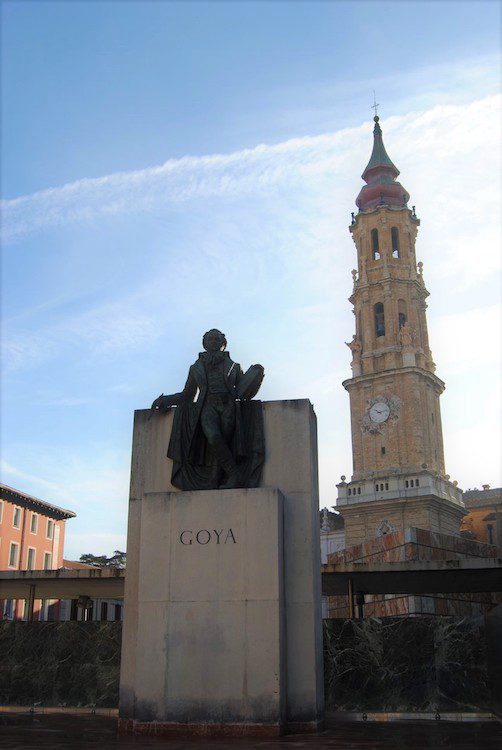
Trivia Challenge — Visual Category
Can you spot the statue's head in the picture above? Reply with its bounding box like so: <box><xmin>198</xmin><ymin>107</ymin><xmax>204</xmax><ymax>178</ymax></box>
<box><xmin>202</xmin><ymin>329</ymin><xmax>227</xmax><ymax>353</ymax></box>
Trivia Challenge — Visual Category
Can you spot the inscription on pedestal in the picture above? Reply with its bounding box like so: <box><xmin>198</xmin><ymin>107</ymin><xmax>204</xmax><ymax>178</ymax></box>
<box><xmin>179</xmin><ymin>529</ymin><xmax>237</xmax><ymax>545</ymax></box>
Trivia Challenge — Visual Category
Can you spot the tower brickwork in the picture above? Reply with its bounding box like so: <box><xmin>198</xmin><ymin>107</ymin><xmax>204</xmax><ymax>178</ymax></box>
<box><xmin>337</xmin><ymin>116</ymin><xmax>465</xmax><ymax>547</ymax></box>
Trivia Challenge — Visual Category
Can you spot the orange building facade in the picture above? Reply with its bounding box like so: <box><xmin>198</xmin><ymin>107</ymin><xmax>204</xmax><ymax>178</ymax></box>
<box><xmin>461</xmin><ymin>486</ymin><xmax>502</xmax><ymax>547</ymax></box>
<box><xmin>0</xmin><ymin>483</ymin><xmax>75</xmax><ymax>620</ymax></box>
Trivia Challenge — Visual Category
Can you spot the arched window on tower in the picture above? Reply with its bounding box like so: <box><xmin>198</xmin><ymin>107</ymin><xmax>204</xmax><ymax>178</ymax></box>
<box><xmin>398</xmin><ymin>299</ymin><xmax>407</xmax><ymax>329</ymax></box>
<box><xmin>371</xmin><ymin>228</ymin><xmax>380</xmax><ymax>260</ymax></box>
<box><xmin>374</xmin><ymin>302</ymin><xmax>385</xmax><ymax>337</ymax></box>
<box><xmin>391</xmin><ymin>227</ymin><xmax>400</xmax><ymax>258</ymax></box>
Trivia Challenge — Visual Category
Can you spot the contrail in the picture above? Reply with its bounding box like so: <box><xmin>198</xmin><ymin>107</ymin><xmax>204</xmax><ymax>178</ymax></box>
<box><xmin>1</xmin><ymin>95</ymin><xmax>498</xmax><ymax>243</ymax></box>
<box><xmin>1</xmin><ymin>130</ymin><xmax>350</xmax><ymax>243</ymax></box>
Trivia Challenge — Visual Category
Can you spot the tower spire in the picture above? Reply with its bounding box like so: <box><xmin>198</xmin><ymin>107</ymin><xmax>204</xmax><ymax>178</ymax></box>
<box><xmin>356</xmin><ymin>115</ymin><xmax>409</xmax><ymax>212</ymax></box>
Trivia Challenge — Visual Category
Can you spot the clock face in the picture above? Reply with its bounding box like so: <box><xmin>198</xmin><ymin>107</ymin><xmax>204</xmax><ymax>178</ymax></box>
<box><xmin>369</xmin><ymin>402</ymin><xmax>390</xmax><ymax>424</ymax></box>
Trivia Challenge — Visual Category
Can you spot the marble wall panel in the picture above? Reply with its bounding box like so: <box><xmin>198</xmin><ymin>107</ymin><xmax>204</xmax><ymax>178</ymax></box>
<box><xmin>0</xmin><ymin>622</ymin><xmax>121</xmax><ymax>707</ymax></box>
<box><xmin>324</xmin><ymin>615</ymin><xmax>493</xmax><ymax>713</ymax></box>
<box><xmin>0</xmin><ymin>614</ymin><xmax>497</xmax><ymax>716</ymax></box>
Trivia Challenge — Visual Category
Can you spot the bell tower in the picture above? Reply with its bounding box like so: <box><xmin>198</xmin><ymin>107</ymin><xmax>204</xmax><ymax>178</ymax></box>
<box><xmin>337</xmin><ymin>115</ymin><xmax>465</xmax><ymax>547</ymax></box>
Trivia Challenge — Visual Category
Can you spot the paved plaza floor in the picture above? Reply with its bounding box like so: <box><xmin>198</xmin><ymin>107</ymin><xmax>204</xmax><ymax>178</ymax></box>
<box><xmin>0</xmin><ymin>714</ymin><xmax>501</xmax><ymax>750</ymax></box>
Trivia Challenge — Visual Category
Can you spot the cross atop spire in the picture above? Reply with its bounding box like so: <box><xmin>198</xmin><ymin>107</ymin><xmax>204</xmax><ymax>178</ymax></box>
<box><xmin>371</xmin><ymin>90</ymin><xmax>379</xmax><ymax>119</ymax></box>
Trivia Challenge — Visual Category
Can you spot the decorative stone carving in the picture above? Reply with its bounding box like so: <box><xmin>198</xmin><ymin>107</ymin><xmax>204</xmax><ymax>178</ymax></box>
<box><xmin>376</xmin><ymin>519</ymin><xmax>396</xmax><ymax>537</ymax></box>
<box><xmin>346</xmin><ymin>335</ymin><xmax>362</xmax><ymax>357</ymax></box>
<box><xmin>321</xmin><ymin>507</ymin><xmax>330</xmax><ymax>532</ymax></box>
<box><xmin>346</xmin><ymin>335</ymin><xmax>362</xmax><ymax>376</ymax></box>
<box><xmin>460</xmin><ymin>515</ymin><xmax>476</xmax><ymax>539</ymax></box>
<box><xmin>361</xmin><ymin>395</ymin><xmax>401</xmax><ymax>435</ymax></box>
<box><xmin>382</xmin><ymin>251</ymin><xmax>390</xmax><ymax>278</ymax></box>
<box><xmin>360</xmin><ymin>257</ymin><xmax>368</xmax><ymax>284</ymax></box>
<box><xmin>399</xmin><ymin>321</ymin><xmax>414</xmax><ymax>347</ymax></box>
<box><xmin>399</xmin><ymin>321</ymin><xmax>417</xmax><ymax>366</ymax></box>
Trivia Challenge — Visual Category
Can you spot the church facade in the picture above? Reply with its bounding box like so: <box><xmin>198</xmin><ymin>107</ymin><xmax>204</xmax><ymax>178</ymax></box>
<box><xmin>336</xmin><ymin>115</ymin><xmax>466</xmax><ymax>547</ymax></box>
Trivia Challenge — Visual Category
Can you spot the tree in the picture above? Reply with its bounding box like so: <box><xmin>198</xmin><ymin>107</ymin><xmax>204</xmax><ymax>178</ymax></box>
<box><xmin>108</xmin><ymin>550</ymin><xmax>126</xmax><ymax>568</ymax></box>
<box><xmin>79</xmin><ymin>550</ymin><xmax>126</xmax><ymax>568</ymax></box>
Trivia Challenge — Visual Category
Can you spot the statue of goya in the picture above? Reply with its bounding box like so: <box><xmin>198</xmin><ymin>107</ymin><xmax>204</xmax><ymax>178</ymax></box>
<box><xmin>151</xmin><ymin>329</ymin><xmax>265</xmax><ymax>491</ymax></box>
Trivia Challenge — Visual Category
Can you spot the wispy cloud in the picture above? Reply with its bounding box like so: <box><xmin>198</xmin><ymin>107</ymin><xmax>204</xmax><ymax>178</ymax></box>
<box><xmin>106</xmin><ymin>383</ymin><xmax>136</xmax><ymax>394</ymax></box>
<box><xmin>2</xmin><ymin>292</ymin><xmax>160</xmax><ymax>372</ymax></box>
<box><xmin>2</xmin><ymin>453</ymin><xmax>126</xmax><ymax>560</ymax></box>
<box><xmin>34</xmin><ymin>396</ymin><xmax>97</xmax><ymax>407</ymax></box>
<box><xmin>1</xmin><ymin>133</ymin><xmax>343</xmax><ymax>242</ymax></box>
<box><xmin>0</xmin><ymin>459</ymin><xmax>75</xmax><ymax>505</ymax></box>
<box><xmin>3</xmin><ymin>95</ymin><xmax>499</xmax><ymax>244</ymax></box>
<box><xmin>2</xmin><ymin>94</ymin><xmax>500</xmax><ymax>380</ymax></box>
<box><xmin>7</xmin><ymin>448</ymin><xmax>129</xmax><ymax>559</ymax></box>
<box><xmin>1</xmin><ymin>448</ymin><xmax>130</xmax><ymax>524</ymax></box>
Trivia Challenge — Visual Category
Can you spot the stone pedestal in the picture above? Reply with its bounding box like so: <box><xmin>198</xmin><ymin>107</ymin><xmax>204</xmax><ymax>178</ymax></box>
<box><xmin>120</xmin><ymin>488</ymin><xmax>285</xmax><ymax>734</ymax></box>
<box><xmin>119</xmin><ymin>399</ymin><xmax>323</xmax><ymax>736</ymax></box>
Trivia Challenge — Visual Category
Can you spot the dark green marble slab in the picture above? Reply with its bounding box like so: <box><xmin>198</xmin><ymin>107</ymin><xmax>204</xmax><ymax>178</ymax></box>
<box><xmin>324</xmin><ymin>615</ymin><xmax>493</xmax><ymax>712</ymax></box>
<box><xmin>0</xmin><ymin>615</ymin><xmax>496</xmax><ymax>712</ymax></box>
<box><xmin>0</xmin><ymin>622</ymin><xmax>121</xmax><ymax>707</ymax></box>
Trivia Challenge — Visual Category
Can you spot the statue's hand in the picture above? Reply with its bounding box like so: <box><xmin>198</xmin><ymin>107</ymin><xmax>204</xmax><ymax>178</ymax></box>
<box><xmin>150</xmin><ymin>392</ymin><xmax>182</xmax><ymax>414</ymax></box>
<box><xmin>151</xmin><ymin>393</ymin><xmax>164</xmax><ymax>410</ymax></box>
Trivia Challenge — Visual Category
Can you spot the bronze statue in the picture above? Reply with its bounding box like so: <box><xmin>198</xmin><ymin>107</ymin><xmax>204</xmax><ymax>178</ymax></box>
<box><xmin>151</xmin><ymin>329</ymin><xmax>265</xmax><ymax>491</ymax></box>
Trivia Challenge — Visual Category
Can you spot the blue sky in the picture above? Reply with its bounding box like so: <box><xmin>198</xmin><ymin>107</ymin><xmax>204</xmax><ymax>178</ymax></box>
<box><xmin>1</xmin><ymin>1</ymin><xmax>501</xmax><ymax>558</ymax></box>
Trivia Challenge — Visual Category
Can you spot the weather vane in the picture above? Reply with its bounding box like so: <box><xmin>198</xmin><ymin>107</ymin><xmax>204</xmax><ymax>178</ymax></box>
<box><xmin>371</xmin><ymin>90</ymin><xmax>379</xmax><ymax>118</ymax></box>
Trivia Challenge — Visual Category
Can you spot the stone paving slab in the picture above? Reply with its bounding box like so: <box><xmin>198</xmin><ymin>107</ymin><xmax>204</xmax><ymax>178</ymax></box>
<box><xmin>0</xmin><ymin>714</ymin><xmax>501</xmax><ymax>749</ymax></box>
